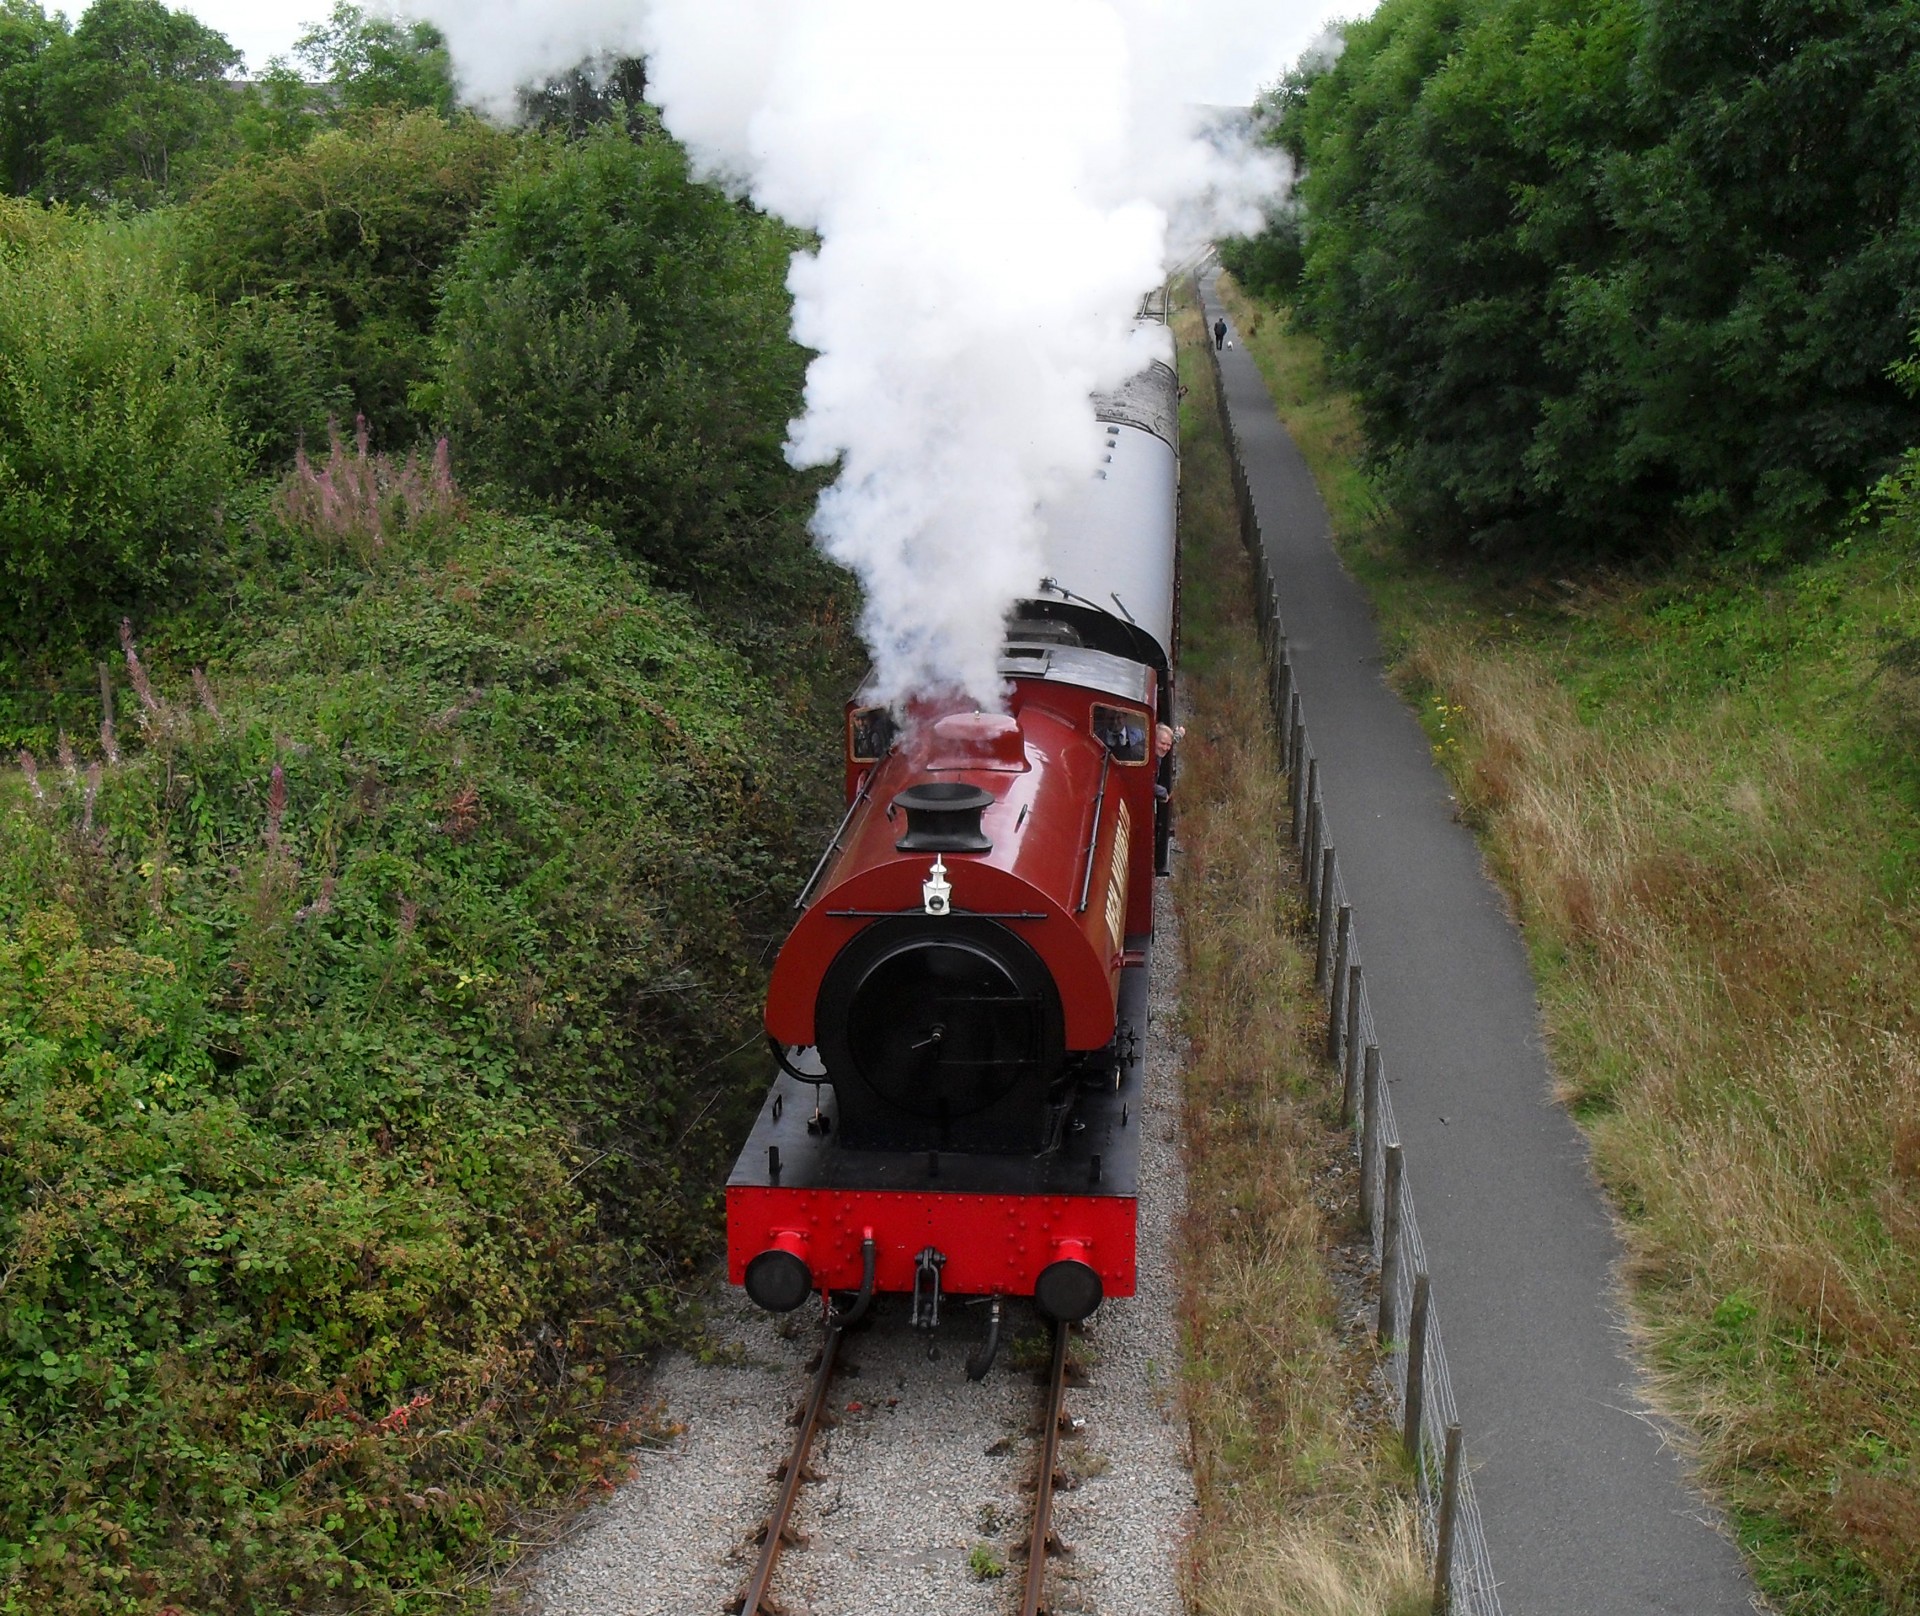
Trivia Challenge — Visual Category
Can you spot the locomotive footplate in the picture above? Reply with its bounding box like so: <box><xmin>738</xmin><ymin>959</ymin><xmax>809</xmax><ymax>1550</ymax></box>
<box><xmin>727</xmin><ymin>942</ymin><xmax>1152</xmax><ymax>1307</ymax></box>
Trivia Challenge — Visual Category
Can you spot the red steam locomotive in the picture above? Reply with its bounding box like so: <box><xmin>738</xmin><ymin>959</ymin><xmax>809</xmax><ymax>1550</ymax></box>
<box><xmin>726</xmin><ymin>346</ymin><xmax>1179</xmax><ymax>1370</ymax></box>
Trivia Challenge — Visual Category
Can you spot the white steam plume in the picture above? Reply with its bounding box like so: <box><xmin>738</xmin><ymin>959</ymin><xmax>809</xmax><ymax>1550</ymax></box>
<box><xmin>416</xmin><ymin>1</ymin><xmax>1327</xmax><ymax>706</ymax></box>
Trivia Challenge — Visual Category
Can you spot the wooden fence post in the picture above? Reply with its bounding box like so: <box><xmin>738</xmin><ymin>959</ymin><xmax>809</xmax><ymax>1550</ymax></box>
<box><xmin>1300</xmin><ymin>760</ymin><xmax>1320</xmax><ymax>879</ymax></box>
<box><xmin>1377</xmin><ymin>1145</ymin><xmax>1404</xmax><ymax>1343</ymax></box>
<box><xmin>1326</xmin><ymin>906</ymin><xmax>1353</xmax><ymax>1042</ymax></box>
<box><xmin>1432</xmin><ymin>1423</ymin><xmax>1464</xmax><ymax>1615</ymax></box>
<box><xmin>1404</xmin><ymin>1271</ymin><xmax>1432</xmax><ymax>1465</ymax></box>
<box><xmin>1313</xmin><ymin>848</ymin><xmax>1338</xmax><ymax>982</ymax></box>
<box><xmin>1342</xmin><ymin>965</ymin><xmax>1364</xmax><ymax>1119</ymax></box>
<box><xmin>1359</xmin><ymin>1046</ymin><xmax>1382</xmax><ymax>1227</ymax></box>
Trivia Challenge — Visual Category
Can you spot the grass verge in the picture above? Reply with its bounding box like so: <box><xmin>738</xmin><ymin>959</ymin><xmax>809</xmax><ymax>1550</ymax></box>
<box><xmin>1217</xmin><ymin>273</ymin><xmax>1920</xmax><ymax>1614</ymax></box>
<box><xmin>1172</xmin><ymin>286</ymin><xmax>1428</xmax><ymax>1616</ymax></box>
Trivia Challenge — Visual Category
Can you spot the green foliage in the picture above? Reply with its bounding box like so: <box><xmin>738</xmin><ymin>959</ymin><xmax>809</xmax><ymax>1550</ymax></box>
<box><xmin>214</xmin><ymin>293</ymin><xmax>354</xmax><ymax>471</ymax></box>
<box><xmin>290</xmin><ymin>2</ymin><xmax>456</xmax><ymax>120</ymax></box>
<box><xmin>0</xmin><ymin>0</ymin><xmax>59</xmax><ymax>197</ymax></box>
<box><xmin>0</xmin><ymin>192</ymin><xmax>69</xmax><ymax>250</ymax></box>
<box><xmin>517</xmin><ymin>54</ymin><xmax>649</xmax><ymax>139</ymax></box>
<box><xmin>967</xmin><ymin>1542</ymin><xmax>1007</xmax><ymax>1580</ymax></box>
<box><xmin>1283</xmin><ymin>0</ymin><xmax>1920</xmax><ymax>557</ymax></box>
<box><xmin>177</xmin><ymin>111</ymin><xmax>516</xmax><ymax>441</ymax></box>
<box><xmin>0</xmin><ymin>499</ymin><xmax>832</xmax><ymax>1612</ymax></box>
<box><xmin>427</xmin><ymin>125</ymin><xmax>822</xmax><ymax>599</ymax></box>
<box><xmin>1216</xmin><ymin>201</ymin><xmax>1305</xmax><ymax>302</ymax></box>
<box><xmin>0</xmin><ymin>225</ymin><xmax>241</xmax><ymax>655</ymax></box>
<box><xmin>227</xmin><ymin>62</ymin><xmax>330</xmax><ymax>159</ymax></box>
<box><xmin>36</xmin><ymin>0</ymin><xmax>240</xmax><ymax>208</ymax></box>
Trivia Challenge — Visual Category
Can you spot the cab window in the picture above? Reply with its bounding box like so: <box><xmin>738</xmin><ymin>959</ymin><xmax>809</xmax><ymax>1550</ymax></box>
<box><xmin>848</xmin><ymin>706</ymin><xmax>897</xmax><ymax>762</ymax></box>
<box><xmin>1092</xmin><ymin>703</ymin><xmax>1149</xmax><ymax>763</ymax></box>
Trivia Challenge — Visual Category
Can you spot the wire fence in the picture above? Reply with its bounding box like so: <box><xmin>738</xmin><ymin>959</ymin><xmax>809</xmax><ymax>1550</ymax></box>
<box><xmin>1205</xmin><ymin>328</ymin><xmax>1505</xmax><ymax>1616</ymax></box>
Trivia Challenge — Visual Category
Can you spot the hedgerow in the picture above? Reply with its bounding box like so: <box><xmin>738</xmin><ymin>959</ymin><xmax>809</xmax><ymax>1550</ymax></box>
<box><xmin>1265</xmin><ymin>0</ymin><xmax>1920</xmax><ymax>558</ymax></box>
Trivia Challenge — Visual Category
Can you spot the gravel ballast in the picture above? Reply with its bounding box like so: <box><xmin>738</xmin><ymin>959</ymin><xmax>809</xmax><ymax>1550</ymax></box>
<box><xmin>518</xmin><ymin>888</ymin><xmax>1194</xmax><ymax>1615</ymax></box>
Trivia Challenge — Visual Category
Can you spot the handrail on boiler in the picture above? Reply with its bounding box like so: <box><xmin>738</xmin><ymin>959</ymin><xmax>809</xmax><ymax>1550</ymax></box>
<box><xmin>794</xmin><ymin>772</ymin><xmax>873</xmax><ymax>911</ymax></box>
<box><xmin>1075</xmin><ymin>751</ymin><xmax>1113</xmax><ymax>914</ymax></box>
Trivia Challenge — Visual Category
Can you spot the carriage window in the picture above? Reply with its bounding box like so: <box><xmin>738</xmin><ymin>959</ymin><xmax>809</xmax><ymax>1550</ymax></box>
<box><xmin>848</xmin><ymin>706</ymin><xmax>897</xmax><ymax>762</ymax></box>
<box><xmin>1092</xmin><ymin>704</ymin><xmax>1149</xmax><ymax>763</ymax></box>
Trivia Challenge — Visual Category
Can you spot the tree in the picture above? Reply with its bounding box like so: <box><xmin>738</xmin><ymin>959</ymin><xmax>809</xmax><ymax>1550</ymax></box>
<box><xmin>177</xmin><ymin>109</ymin><xmax>516</xmax><ymax>442</ymax></box>
<box><xmin>517</xmin><ymin>53</ymin><xmax>648</xmax><ymax>139</ymax></box>
<box><xmin>291</xmin><ymin>0</ymin><xmax>454</xmax><ymax>118</ymax></box>
<box><xmin>39</xmin><ymin>0</ymin><xmax>239</xmax><ymax>207</ymax></box>
<box><xmin>1560</xmin><ymin>0</ymin><xmax>1920</xmax><ymax>548</ymax></box>
<box><xmin>0</xmin><ymin>0</ymin><xmax>58</xmax><ymax>196</ymax></box>
<box><xmin>1281</xmin><ymin>0</ymin><xmax>1920</xmax><ymax>556</ymax></box>
<box><xmin>426</xmin><ymin>127</ymin><xmax>817</xmax><ymax>597</ymax></box>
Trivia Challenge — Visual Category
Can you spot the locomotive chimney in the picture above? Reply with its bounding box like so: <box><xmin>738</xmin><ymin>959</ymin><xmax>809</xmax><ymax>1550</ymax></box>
<box><xmin>893</xmin><ymin>782</ymin><xmax>994</xmax><ymax>853</ymax></box>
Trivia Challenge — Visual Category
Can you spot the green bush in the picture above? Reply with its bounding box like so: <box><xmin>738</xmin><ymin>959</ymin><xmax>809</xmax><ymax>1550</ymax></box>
<box><xmin>0</xmin><ymin>227</ymin><xmax>240</xmax><ymax>655</ymax></box>
<box><xmin>214</xmin><ymin>292</ymin><xmax>354</xmax><ymax>471</ymax></box>
<box><xmin>428</xmin><ymin>126</ymin><xmax>819</xmax><ymax>598</ymax></box>
<box><xmin>1217</xmin><ymin>202</ymin><xmax>1305</xmax><ymax>302</ymax></box>
<box><xmin>177</xmin><ymin>111</ymin><xmax>516</xmax><ymax>443</ymax></box>
<box><xmin>1</xmin><ymin>494</ymin><xmax>831</xmax><ymax>1612</ymax></box>
<box><xmin>0</xmin><ymin>196</ymin><xmax>72</xmax><ymax>251</ymax></box>
<box><xmin>1283</xmin><ymin>0</ymin><xmax>1920</xmax><ymax>556</ymax></box>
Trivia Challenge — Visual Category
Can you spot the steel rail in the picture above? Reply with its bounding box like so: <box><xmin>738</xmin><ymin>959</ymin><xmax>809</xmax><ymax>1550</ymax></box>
<box><xmin>737</xmin><ymin>1322</ymin><xmax>843</xmax><ymax>1616</ymax></box>
<box><xmin>1020</xmin><ymin>1320</ymin><xmax>1072</xmax><ymax>1616</ymax></box>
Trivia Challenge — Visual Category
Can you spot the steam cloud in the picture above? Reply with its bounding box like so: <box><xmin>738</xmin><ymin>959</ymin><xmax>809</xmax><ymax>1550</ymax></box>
<box><xmin>415</xmin><ymin>1</ymin><xmax>1318</xmax><ymax>706</ymax></box>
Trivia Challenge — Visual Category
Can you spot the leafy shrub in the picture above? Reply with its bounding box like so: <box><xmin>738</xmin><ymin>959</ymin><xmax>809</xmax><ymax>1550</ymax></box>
<box><xmin>1284</xmin><ymin>0</ymin><xmax>1920</xmax><ymax>556</ymax></box>
<box><xmin>0</xmin><ymin>196</ymin><xmax>73</xmax><ymax>252</ymax></box>
<box><xmin>0</xmin><ymin>500</ymin><xmax>832</xmax><ymax>1612</ymax></box>
<box><xmin>177</xmin><ymin>111</ymin><xmax>516</xmax><ymax>442</ymax></box>
<box><xmin>0</xmin><ymin>227</ymin><xmax>241</xmax><ymax>655</ymax></box>
<box><xmin>1217</xmin><ymin>201</ymin><xmax>1305</xmax><ymax>302</ymax></box>
<box><xmin>427</xmin><ymin>125</ymin><xmax>820</xmax><ymax>598</ymax></box>
<box><xmin>213</xmin><ymin>292</ymin><xmax>354</xmax><ymax>471</ymax></box>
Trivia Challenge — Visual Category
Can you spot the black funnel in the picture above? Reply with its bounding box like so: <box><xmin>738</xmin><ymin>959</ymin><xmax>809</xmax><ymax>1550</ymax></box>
<box><xmin>893</xmin><ymin>783</ymin><xmax>994</xmax><ymax>853</ymax></box>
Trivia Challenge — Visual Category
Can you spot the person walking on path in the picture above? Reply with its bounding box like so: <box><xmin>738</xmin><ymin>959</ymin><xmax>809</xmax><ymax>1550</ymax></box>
<box><xmin>1213</xmin><ymin>316</ymin><xmax>1227</xmax><ymax>350</ymax></box>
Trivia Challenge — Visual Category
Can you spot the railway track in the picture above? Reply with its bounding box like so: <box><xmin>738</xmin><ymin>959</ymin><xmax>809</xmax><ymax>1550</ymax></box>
<box><xmin>732</xmin><ymin>1316</ymin><xmax>1076</xmax><ymax>1616</ymax></box>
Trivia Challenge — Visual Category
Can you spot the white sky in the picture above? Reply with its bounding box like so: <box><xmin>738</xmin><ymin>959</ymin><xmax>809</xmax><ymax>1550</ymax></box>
<box><xmin>158</xmin><ymin>0</ymin><xmax>321</xmax><ymax>72</ymax></box>
<box><xmin>80</xmin><ymin>0</ymin><xmax>1330</xmax><ymax>98</ymax></box>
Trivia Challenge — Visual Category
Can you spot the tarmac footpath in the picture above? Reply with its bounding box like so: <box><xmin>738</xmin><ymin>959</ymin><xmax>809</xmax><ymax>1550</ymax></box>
<box><xmin>1197</xmin><ymin>270</ymin><xmax>1759</xmax><ymax>1615</ymax></box>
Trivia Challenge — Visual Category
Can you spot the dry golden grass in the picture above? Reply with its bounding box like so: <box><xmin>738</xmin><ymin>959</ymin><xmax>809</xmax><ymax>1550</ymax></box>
<box><xmin>1399</xmin><ymin>631</ymin><xmax>1920</xmax><ymax>1606</ymax></box>
<box><xmin>1171</xmin><ymin>287</ymin><xmax>1428</xmax><ymax>1616</ymax></box>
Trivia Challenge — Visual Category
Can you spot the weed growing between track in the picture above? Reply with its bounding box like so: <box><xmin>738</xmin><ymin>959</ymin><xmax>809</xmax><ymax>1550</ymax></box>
<box><xmin>1220</xmin><ymin>273</ymin><xmax>1920</xmax><ymax>1614</ymax></box>
<box><xmin>1172</xmin><ymin>287</ymin><xmax>1427</xmax><ymax>1616</ymax></box>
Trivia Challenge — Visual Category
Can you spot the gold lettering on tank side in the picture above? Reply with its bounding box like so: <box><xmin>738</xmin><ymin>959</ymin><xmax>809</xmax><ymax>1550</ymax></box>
<box><xmin>1105</xmin><ymin>800</ymin><xmax>1131</xmax><ymax>956</ymax></box>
